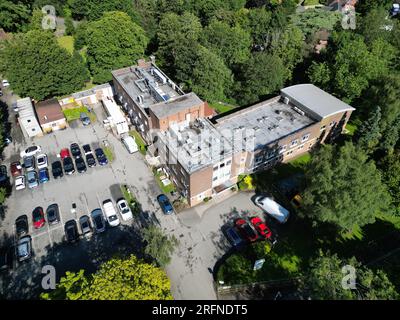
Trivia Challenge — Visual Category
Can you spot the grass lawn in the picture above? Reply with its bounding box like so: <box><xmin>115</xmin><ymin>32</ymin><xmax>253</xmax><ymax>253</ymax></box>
<box><xmin>288</xmin><ymin>152</ymin><xmax>311</xmax><ymax>168</ymax></box>
<box><xmin>129</xmin><ymin>130</ymin><xmax>147</xmax><ymax>155</ymax></box>
<box><xmin>63</xmin><ymin>106</ymin><xmax>89</xmax><ymax>122</ymax></box>
<box><xmin>120</xmin><ymin>185</ymin><xmax>140</xmax><ymax>214</ymax></box>
<box><xmin>154</xmin><ymin>169</ymin><xmax>176</xmax><ymax>194</ymax></box>
<box><xmin>103</xmin><ymin>147</ymin><xmax>114</xmax><ymax>163</ymax></box>
<box><xmin>303</xmin><ymin>0</ymin><xmax>322</xmax><ymax>5</ymax></box>
<box><xmin>57</xmin><ymin>36</ymin><xmax>74</xmax><ymax>54</ymax></box>
<box><xmin>208</xmin><ymin>101</ymin><xmax>235</xmax><ymax>114</ymax></box>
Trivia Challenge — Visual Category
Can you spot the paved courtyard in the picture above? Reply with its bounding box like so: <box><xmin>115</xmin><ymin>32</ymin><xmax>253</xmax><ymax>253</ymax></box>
<box><xmin>0</xmin><ymin>94</ymin><xmax>266</xmax><ymax>300</ymax></box>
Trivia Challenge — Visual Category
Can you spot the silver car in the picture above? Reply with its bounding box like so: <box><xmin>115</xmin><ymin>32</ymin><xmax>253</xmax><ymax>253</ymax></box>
<box><xmin>79</xmin><ymin>215</ymin><xmax>93</xmax><ymax>238</ymax></box>
<box><xmin>17</xmin><ymin>236</ymin><xmax>32</xmax><ymax>262</ymax></box>
<box><xmin>27</xmin><ymin>171</ymin><xmax>38</xmax><ymax>189</ymax></box>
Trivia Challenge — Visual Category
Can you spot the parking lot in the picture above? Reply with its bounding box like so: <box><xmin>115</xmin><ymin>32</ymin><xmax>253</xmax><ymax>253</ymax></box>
<box><xmin>0</xmin><ymin>93</ymin><xmax>272</xmax><ymax>300</ymax></box>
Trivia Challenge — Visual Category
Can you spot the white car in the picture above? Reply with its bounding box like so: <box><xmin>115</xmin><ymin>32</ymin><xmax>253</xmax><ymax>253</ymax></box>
<box><xmin>15</xmin><ymin>176</ymin><xmax>26</xmax><ymax>191</ymax></box>
<box><xmin>20</xmin><ymin>145</ymin><xmax>42</xmax><ymax>158</ymax></box>
<box><xmin>36</xmin><ymin>154</ymin><xmax>48</xmax><ymax>170</ymax></box>
<box><xmin>254</xmin><ymin>196</ymin><xmax>290</xmax><ymax>224</ymax></box>
<box><xmin>116</xmin><ymin>199</ymin><xmax>133</xmax><ymax>221</ymax></box>
<box><xmin>2</xmin><ymin>79</ymin><xmax>10</xmax><ymax>88</ymax></box>
<box><xmin>102</xmin><ymin>199</ymin><xmax>120</xmax><ymax>227</ymax></box>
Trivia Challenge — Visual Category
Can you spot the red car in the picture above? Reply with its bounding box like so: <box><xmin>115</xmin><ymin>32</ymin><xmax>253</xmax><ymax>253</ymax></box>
<box><xmin>60</xmin><ymin>148</ymin><xmax>71</xmax><ymax>160</ymax></box>
<box><xmin>10</xmin><ymin>161</ymin><xmax>22</xmax><ymax>177</ymax></box>
<box><xmin>250</xmin><ymin>216</ymin><xmax>272</xmax><ymax>239</ymax></box>
<box><xmin>235</xmin><ymin>218</ymin><xmax>258</xmax><ymax>242</ymax></box>
<box><xmin>32</xmin><ymin>207</ymin><xmax>45</xmax><ymax>229</ymax></box>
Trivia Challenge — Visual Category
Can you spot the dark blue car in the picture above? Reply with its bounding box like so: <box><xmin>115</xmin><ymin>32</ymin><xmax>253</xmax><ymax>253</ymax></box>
<box><xmin>157</xmin><ymin>194</ymin><xmax>173</xmax><ymax>215</ymax></box>
<box><xmin>95</xmin><ymin>148</ymin><xmax>108</xmax><ymax>166</ymax></box>
<box><xmin>38</xmin><ymin>168</ymin><xmax>49</xmax><ymax>184</ymax></box>
<box><xmin>223</xmin><ymin>226</ymin><xmax>244</xmax><ymax>248</ymax></box>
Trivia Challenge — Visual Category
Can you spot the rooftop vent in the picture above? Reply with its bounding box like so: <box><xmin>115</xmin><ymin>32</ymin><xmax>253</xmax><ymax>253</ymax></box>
<box><xmin>293</xmin><ymin>106</ymin><xmax>305</xmax><ymax>116</ymax></box>
<box><xmin>283</xmin><ymin>97</ymin><xmax>290</xmax><ymax>104</ymax></box>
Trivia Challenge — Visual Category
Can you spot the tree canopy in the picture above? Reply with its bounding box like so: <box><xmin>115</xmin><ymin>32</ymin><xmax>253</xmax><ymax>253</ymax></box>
<box><xmin>41</xmin><ymin>255</ymin><xmax>173</xmax><ymax>300</ymax></box>
<box><xmin>303</xmin><ymin>250</ymin><xmax>399</xmax><ymax>300</ymax></box>
<box><xmin>302</xmin><ymin>142</ymin><xmax>391</xmax><ymax>233</ymax></box>
<box><xmin>85</xmin><ymin>11</ymin><xmax>148</xmax><ymax>83</ymax></box>
<box><xmin>0</xmin><ymin>30</ymin><xmax>88</xmax><ymax>100</ymax></box>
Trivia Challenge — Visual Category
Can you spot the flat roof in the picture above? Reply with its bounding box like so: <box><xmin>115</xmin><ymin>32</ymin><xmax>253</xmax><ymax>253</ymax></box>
<box><xmin>158</xmin><ymin>118</ymin><xmax>233</xmax><ymax>174</ymax></box>
<box><xmin>16</xmin><ymin>97</ymin><xmax>36</xmax><ymax>119</ymax></box>
<box><xmin>112</xmin><ymin>63</ymin><xmax>184</xmax><ymax>115</ymax></box>
<box><xmin>214</xmin><ymin>96</ymin><xmax>315</xmax><ymax>152</ymax></box>
<box><xmin>35</xmin><ymin>98</ymin><xmax>64</xmax><ymax>124</ymax></box>
<box><xmin>149</xmin><ymin>92</ymin><xmax>203</xmax><ymax>119</ymax></box>
<box><xmin>280</xmin><ymin>84</ymin><xmax>355</xmax><ymax>120</ymax></box>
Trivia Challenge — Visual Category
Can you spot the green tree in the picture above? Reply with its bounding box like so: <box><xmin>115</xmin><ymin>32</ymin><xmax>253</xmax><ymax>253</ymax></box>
<box><xmin>246</xmin><ymin>7</ymin><xmax>272</xmax><ymax>46</ymax></box>
<box><xmin>142</xmin><ymin>225</ymin><xmax>179</xmax><ymax>267</ymax></box>
<box><xmin>41</xmin><ymin>255</ymin><xmax>173</xmax><ymax>300</ymax></box>
<box><xmin>0</xmin><ymin>30</ymin><xmax>89</xmax><ymax>100</ymax></box>
<box><xmin>358</xmin><ymin>7</ymin><xmax>392</xmax><ymax>44</ymax></box>
<box><xmin>190</xmin><ymin>46</ymin><xmax>233</xmax><ymax>102</ymax></box>
<box><xmin>379</xmin><ymin>151</ymin><xmax>400</xmax><ymax>214</ymax></box>
<box><xmin>302</xmin><ymin>142</ymin><xmax>391</xmax><ymax>232</ymax></box>
<box><xmin>28</xmin><ymin>8</ymin><xmax>45</xmax><ymax>31</ymax></box>
<box><xmin>85</xmin><ymin>11</ymin><xmax>148</xmax><ymax>83</ymax></box>
<box><xmin>0</xmin><ymin>0</ymin><xmax>31</xmax><ymax>32</ymax></box>
<box><xmin>201</xmin><ymin>20</ymin><xmax>251</xmax><ymax>66</ymax></box>
<box><xmin>235</xmin><ymin>53</ymin><xmax>289</xmax><ymax>105</ymax></box>
<box><xmin>355</xmin><ymin>106</ymin><xmax>382</xmax><ymax>152</ymax></box>
<box><xmin>303</xmin><ymin>251</ymin><xmax>399</xmax><ymax>300</ymax></box>
<box><xmin>68</xmin><ymin>0</ymin><xmax>135</xmax><ymax>21</ymax></box>
<box><xmin>308</xmin><ymin>32</ymin><xmax>397</xmax><ymax>103</ymax></box>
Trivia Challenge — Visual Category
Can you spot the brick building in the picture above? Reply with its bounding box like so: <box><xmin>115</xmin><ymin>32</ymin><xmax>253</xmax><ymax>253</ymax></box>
<box><xmin>113</xmin><ymin>60</ymin><xmax>355</xmax><ymax>207</ymax></box>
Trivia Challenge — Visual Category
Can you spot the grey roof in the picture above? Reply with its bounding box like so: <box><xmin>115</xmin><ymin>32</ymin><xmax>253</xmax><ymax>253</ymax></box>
<box><xmin>214</xmin><ymin>97</ymin><xmax>315</xmax><ymax>152</ymax></box>
<box><xmin>149</xmin><ymin>92</ymin><xmax>203</xmax><ymax>119</ymax></box>
<box><xmin>280</xmin><ymin>84</ymin><xmax>355</xmax><ymax>120</ymax></box>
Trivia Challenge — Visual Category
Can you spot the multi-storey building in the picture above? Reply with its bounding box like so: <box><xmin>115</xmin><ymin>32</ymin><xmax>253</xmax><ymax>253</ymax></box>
<box><xmin>113</xmin><ymin>60</ymin><xmax>355</xmax><ymax>207</ymax></box>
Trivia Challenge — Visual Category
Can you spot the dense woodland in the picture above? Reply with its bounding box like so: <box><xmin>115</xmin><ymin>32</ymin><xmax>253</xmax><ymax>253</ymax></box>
<box><xmin>1</xmin><ymin>0</ymin><xmax>400</xmax><ymax>299</ymax></box>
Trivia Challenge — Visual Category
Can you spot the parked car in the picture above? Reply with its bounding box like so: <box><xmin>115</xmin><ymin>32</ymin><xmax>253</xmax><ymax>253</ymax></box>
<box><xmin>23</xmin><ymin>155</ymin><xmax>36</xmax><ymax>171</ymax></box>
<box><xmin>38</xmin><ymin>168</ymin><xmax>49</xmax><ymax>184</ymax></box>
<box><xmin>60</xmin><ymin>148</ymin><xmax>71</xmax><ymax>160</ymax></box>
<box><xmin>15</xmin><ymin>215</ymin><xmax>29</xmax><ymax>238</ymax></box>
<box><xmin>95</xmin><ymin>148</ymin><xmax>108</xmax><ymax>166</ymax></box>
<box><xmin>70</xmin><ymin>143</ymin><xmax>82</xmax><ymax>159</ymax></box>
<box><xmin>64</xmin><ymin>220</ymin><xmax>79</xmax><ymax>243</ymax></box>
<box><xmin>75</xmin><ymin>157</ymin><xmax>87</xmax><ymax>173</ymax></box>
<box><xmin>16</xmin><ymin>236</ymin><xmax>32</xmax><ymax>262</ymax></box>
<box><xmin>15</xmin><ymin>175</ymin><xmax>26</xmax><ymax>191</ymax></box>
<box><xmin>79</xmin><ymin>215</ymin><xmax>93</xmax><ymax>238</ymax></box>
<box><xmin>102</xmin><ymin>199</ymin><xmax>120</xmax><ymax>227</ymax></box>
<box><xmin>2</xmin><ymin>79</ymin><xmax>10</xmax><ymax>88</ymax></box>
<box><xmin>27</xmin><ymin>170</ymin><xmax>38</xmax><ymax>189</ymax></box>
<box><xmin>121</xmin><ymin>135</ymin><xmax>138</xmax><ymax>154</ymax></box>
<box><xmin>290</xmin><ymin>194</ymin><xmax>303</xmax><ymax>209</ymax></box>
<box><xmin>46</xmin><ymin>204</ymin><xmax>60</xmax><ymax>225</ymax></box>
<box><xmin>235</xmin><ymin>218</ymin><xmax>258</xmax><ymax>242</ymax></box>
<box><xmin>254</xmin><ymin>196</ymin><xmax>290</xmax><ymax>224</ymax></box>
<box><xmin>250</xmin><ymin>216</ymin><xmax>272</xmax><ymax>239</ymax></box>
<box><xmin>157</xmin><ymin>194</ymin><xmax>174</xmax><ymax>215</ymax></box>
<box><xmin>0</xmin><ymin>165</ymin><xmax>8</xmax><ymax>184</ymax></box>
<box><xmin>51</xmin><ymin>160</ymin><xmax>63</xmax><ymax>179</ymax></box>
<box><xmin>116</xmin><ymin>199</ymin><xmax>133</xmax><ymax>221</ymax></box>
<box><xmin>0</xmin><ymin>247</ymin><xmax>13</xmax><ymax>272</ymax></box>
<box><xmin>63</xmin><ymin>157</ymin><xmax>75</xmax><ymax>175</ymax></box>
<box><xmin>10</xmin><ymin>161</ymin><xmax>22</xmax><ymax>177</ymax></box>
<box><xmin>32</xmin><ymin>207</ymin><xmax>45</xmax><ymax>229</ymax></box>
<box><xmin>223</xmin><ymin>225</ymin><xmax>244</xmax><ymax>247</ymax></box>
<box><xmin>91</xmin><ymin>209</ymin><xmax>106</xmax><ymax>233</ymax></box>
<box><xmin>20</xmin><ymin>145</ymin><xmax>41</xmax><ymax>158</ymax></box>
<box><xmin>83</xmin><ymin>144</ymin><xmax>96</xmax><ymax>167</ymax></box>
<box><xmin>80</xmin><ymin>112</ymin><xmax>91</xmax><ymax>126</ymax></box>
<box><xmin>36</xmin><ymin>154</ymin><xmax>48</xmax><ymax>170</ymax></box>
<box><xmin>4</xmin><ymin>136</ymin><xmax>12</xmax><ymax>146</ymax></box>
<box><xmin>82</xmin><ymin>144</ymin><xmax>91</xmax><ymax>155</ymax></box>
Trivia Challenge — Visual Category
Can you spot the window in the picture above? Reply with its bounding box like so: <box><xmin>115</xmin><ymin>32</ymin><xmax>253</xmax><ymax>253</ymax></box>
<box><xmin>298</xmin><ymin>144</ymin><xmax>304</xmax><ymax>150</ymax></box>
<box><xmin>226</xmin><ymin>160</ymin><xmax>231</xmax><ymax>165</ymax></box>
<box><xmin>320</xmin><ymin>125</ymin><xmax>326</xmax><ymax>131</ymax></box>
<box><xmin>302</xmin><ymin>134</ymin><xmax>310</xmax><ymax>142</ymax></box>
<box><xmin>220</xmin><ymin>163</ymin><xmax>225</xmax><ymax>168</ymax></box>
<box><xmin>286</xmin><ymin>150</ymin><xmax>293</xmax><ymax>156</ymax></box>
<box><xmin>279</xmin><ymin>145</ymin><xmax>287</xmax><ymax>154</ymax></box>
<box><xmin>213</xmin><ymin>166</ymin><xmax>218</xmax><ymax>171</ymax></box>
<box><xmin>255</xmin><ymin>156</ymin><xmax>263</xmax><ymax>164</ymax></box>
<box><xmin>139</xmin><ymin>113</ymin><xmax>142</xmax><ymax>119</ymax></box>
<box><xmin>27</xmin><ymin>119</ymin><xmax>31</xmax><ymax>123</ymax></box>
<box><xmin>330</xmin><ymin>121</ymin><xmax>336</xmax><ymax>127</ymax></box>
<box><xmin>213</xmin><ymin>176</ymin><xmax>218</xmax><ymax>181</ymax></box>
<box><xmin>290</xmin><ymin>139</ymin><xmax>298</xmax><ymax>148</ymax></box>
<box><xmin>240</xmin><ymin>157</ymin><xmax>246</xmax><ymax>163</ymax></box>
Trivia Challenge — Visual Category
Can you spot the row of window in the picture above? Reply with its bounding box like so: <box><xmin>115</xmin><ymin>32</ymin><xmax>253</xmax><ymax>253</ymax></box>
<box><xmin>213</xmin><ymin>159</ymin><xmax>232</xmax><ymax>171</ymax></box>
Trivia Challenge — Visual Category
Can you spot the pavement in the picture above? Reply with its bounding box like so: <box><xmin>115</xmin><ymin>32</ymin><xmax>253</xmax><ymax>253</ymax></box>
<box><xmin>0</xmin><ymin>85</ymin><xmax>266</xmax><ymax>300</ymax></box>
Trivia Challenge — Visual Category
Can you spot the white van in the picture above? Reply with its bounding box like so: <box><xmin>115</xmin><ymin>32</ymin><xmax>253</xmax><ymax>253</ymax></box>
<box><xmin>102</xmin><ymin>199</ymin><xmax>120</xmax><ymax>227</ymax></box>
<box><xmin>254</xmin><ymin>196</ymin><xmax>290</xmax><ymax>224</ymax></box>
<box><xmin>121</xmin><ymin>135</ymin><xmax>138</xmax><ymax>154</ymax></box>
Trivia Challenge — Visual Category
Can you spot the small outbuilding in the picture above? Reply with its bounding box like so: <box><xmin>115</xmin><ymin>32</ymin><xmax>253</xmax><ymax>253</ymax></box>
<box><xmin>35</xmin><ymin>98</ymin><xmax>67</xmax><ymax>133</ymax></box>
